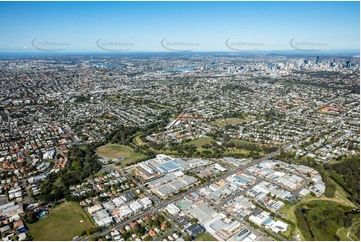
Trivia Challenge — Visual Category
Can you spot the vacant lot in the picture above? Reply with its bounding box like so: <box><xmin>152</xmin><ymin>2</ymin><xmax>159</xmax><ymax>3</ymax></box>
<box><xmin>28</xmin><ymin>201</ymin><xmax>94</xmax><ymax>241</ymax></box>
<box><xmin>96</xmin><ymin>144</ymin><xmax>133</xmax><ymax>159</ymax></box>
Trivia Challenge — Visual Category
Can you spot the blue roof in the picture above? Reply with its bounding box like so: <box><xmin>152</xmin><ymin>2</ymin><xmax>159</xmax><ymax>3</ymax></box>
<box><xmin>234</xmin><ymin>175</ymin><xmax>249</xmax><ymax>184</ymax></box>
<box><xmin>264</xmin><ymin>218</ymin><xmax>273</xmax><ymax>224</ymax></box>
<box><xmin>209</xmin><ymin>193</ymin><xmax>219</xmax><ymax>200</ymax></box>
<box><xmin>191</xmin><ymin>192</ymin><xmax>200</xmax><ymax>199</ymax></box>
<box><xmin>236</xmin><ymin>229</ymin><xmax>250</xmax><ymax>240</ymax></box>
<box><xmin>158</xmin><ymin>161</ymin><xmax>179</xmax><ymax>173</ymax></box>
<box><xmin>18</xmin><ymin>227</ymin><xmax>27</xmax><ymax>233</ymax></box>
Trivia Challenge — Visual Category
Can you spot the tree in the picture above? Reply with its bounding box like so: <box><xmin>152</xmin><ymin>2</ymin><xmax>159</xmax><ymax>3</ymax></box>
<box><xmin>139</xmin><ymin>226</ymin><xmax>146</xmax><ymax>235</ymax></box>
<box><xmin>152</xmin><ymin>219</ymin><xmax>160</xmax><ymax>227</ymax></box>
<box><xmin>122</xmin><ymin>231</ymin><xmax>131</xmax><ymax>240</ymax></box>
<box><xmin>331</xmin><ymin>155</ymin><xmax>360</xmax><ymax>204</ymax></box>
<box><xmin>183</xmin><ymin>234</ymin><xmax>192</xmax><ymax>241</ymax></box>
<box><xmin>202</xmin><ymin>143</ymin><xmax>212</xmax><ymax>149</ymax></box>
<box><xmin>24</xmin><ymin>211</ymin><xmax>38</xmax><ymax>224</ymax></box>
<box><xmin>156</xmin><ymin>215</ymin><xmax>164</xmax><ymax>223</ymax></box>
<box><xmin>190</xmin><ymin>218</ymin><xmax>198</xmax><ymax>224</ymax></box>
<box><xmin>143</xmin><ymin>235</ymin><xmax>152</xmax><ymax>241</ymax></box>
<box><xmin>344</xmin><ymin>214</ymin><xmax>353</xmax><ymax>228</ymax></box>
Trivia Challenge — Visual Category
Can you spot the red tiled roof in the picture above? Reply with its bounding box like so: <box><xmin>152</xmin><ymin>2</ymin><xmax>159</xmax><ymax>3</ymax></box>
<box><xmin>149</xmin><ymin>230</ymin><xmax>156</xmax><ymax>236</ymax></box>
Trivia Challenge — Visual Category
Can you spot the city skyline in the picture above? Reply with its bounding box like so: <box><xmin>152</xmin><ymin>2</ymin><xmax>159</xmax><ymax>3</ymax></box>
<box><xmin>0</xmin><ymin>1</ymin><xmax>359</xmax><ymax>52</ymax></box>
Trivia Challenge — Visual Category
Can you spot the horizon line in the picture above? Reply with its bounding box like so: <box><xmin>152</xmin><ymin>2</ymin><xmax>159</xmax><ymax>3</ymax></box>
<box><xmin>0</xmin><ymin>49</ymin><xmax>359</xmax><ymax>54</ymax></box>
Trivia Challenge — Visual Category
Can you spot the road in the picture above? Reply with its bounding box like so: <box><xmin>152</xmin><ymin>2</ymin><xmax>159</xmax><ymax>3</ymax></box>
<box><xmin>159</xmin><ymin>210</ymin><xmax>187</xmax><ymax>237</ymax></box>
<box><xmin>154</xmin><ymin>227</ymin><xmax>178</xmax><ymax>241</ymax></box>
<box><xmin>335</xmin><ymin>191</ymin><xmax>356</xmax><ymax>208</ymax></box>
<box><xmin>126</xmin><ymin>174</ymin><xmax>159</xmax><ymax>204</ymax></box>
<box><xmin>347</xmin><ymin>221</ymin><xmax>357</xmax><ymax>241</ymax></box>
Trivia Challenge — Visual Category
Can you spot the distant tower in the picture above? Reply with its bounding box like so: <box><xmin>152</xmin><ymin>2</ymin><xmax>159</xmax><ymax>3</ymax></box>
<box><xmin>316</xmin><ymin>56</ymin><xmax>320</xmax><ymax>64</ymax></box>
<box><xmin>346</xmin><ymin>60</ymin><xmax>351</xmax><ymax>69</ymax></box>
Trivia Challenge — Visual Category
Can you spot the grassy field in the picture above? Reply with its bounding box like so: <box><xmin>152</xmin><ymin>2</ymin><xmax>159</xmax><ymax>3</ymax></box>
<box><xmin>307</xmin><ymin>195</ymin><xmax>355</xmax><ymax>210</ymax></box>
<box><xmin>329</xmin><ymin>159</ymin><xmax>343</xmax><ymax>165</ymax></box>
<box><xmin>195</xmin><ymin>232</ymin><xmax>217</xmax><ymax>241</ymax></box>
<box><xmin>228</xmin><ymin>139</ymin><xmax>266</xmax><ymax>147</ymax></box>
<box><xmin>225</xmin><ymin>139</ymin><xmax>266</xmax><ymax>156</ymax></box>
<box><xmin>182</xmin><ymin>137</ymin><xmax>267</xmax><ymax>158</ymax></box>
<box><xmin>185</xmin><ymin>137</ymin><xmax>262</xmax><ymax>149</ymax></box>
<box><xmin>185</xmin><ymin>137</ymin><xmax>216</xmax><ymax>148</ymax></box>
<box><xmin>279</xmin><ymin>203</ymin><xmax>305</xmax><ymax>240</ymax></box>
<box><xmin>223</xmin><ymin>149</ymin><xmax>264</xmax><ymax>156</ymax></box>
<box><xmin>223</xmin><ymin>149</ymin><xmax>252</xmax><ymax>155</ymax></box>
<box><xmin>337</xmin><ymin>226</ymin><xmax>351</xmax><ymax>241</ymax></box>
<box><xmin>120</xmin><ymin>152</ymin><xmax>148</xmax><ymax>167</ymax></box>
<box><xmin>96</xmin><ymin>143</ymin><xmax>148</xmax><ymax>167</ymax></box>
<box><xmin>96</xmin><ymin>144</ymin><xmax>133</xmax><ymax>159</ymax></box>
<box><xmin>28</xmin><ymin>202</ymin><xmax>95</xmax><ymax>241</ymax></box>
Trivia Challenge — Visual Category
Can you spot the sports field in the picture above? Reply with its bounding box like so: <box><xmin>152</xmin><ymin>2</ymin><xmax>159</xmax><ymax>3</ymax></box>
<box><xmin>96</xmin><ymin>144</ymin><xmax>133</xmax><ymax>159</ymax></box>
<box><xmin>28</xmin><ymin>201</ymin><xmax>95</xmax><ymax>241</ymax></box>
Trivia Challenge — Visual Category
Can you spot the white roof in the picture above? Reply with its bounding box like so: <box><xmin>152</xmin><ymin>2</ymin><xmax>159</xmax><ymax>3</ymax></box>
<box><xmin>166</xmin><ymin>203</ymin><xmax>180</xmax><ymax>215</ymax></box>
<box><xmin>139</xmin><ymin>197</ymin><xmax>152</xmax><ymax>206</ymax></box>
<box><xmin>119</xmin><ymin>205</ymin><xmax>133</xmax><ymax>217</ymax></box>
<box><xmin>112</xmin><ymin>197</ymin><xmax>125</xmax><ymax>207</ymax></box>
<box><xmin>18</xmin><ymin>233</ymin><xmax>27</xmax><ymax>241</ymax></box>
<box><xmin>87</xmin><ymin>204</ymin><xmax>103</xmax><ymax>214</ymax></box>
<box><xmin>129</xmin><ymin>201</ymin><xmax>143</xmax><ymax>212</ymax></box>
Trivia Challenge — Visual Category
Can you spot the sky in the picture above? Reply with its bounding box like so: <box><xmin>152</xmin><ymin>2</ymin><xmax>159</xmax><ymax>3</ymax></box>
<box><xmin>0</xmin><ymin>1</ymin><xmax>359</xmax><ymax>52</ymax></box>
